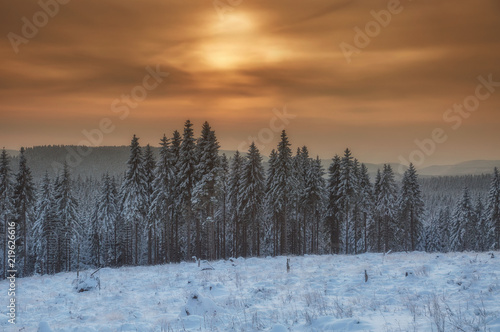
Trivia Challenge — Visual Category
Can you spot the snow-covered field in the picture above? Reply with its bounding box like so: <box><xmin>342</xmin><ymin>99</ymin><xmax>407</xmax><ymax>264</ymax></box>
<box><xmin>2</xmin><ymin>252</ymin><xmax>500</xmax><ymax>332</ymax></box>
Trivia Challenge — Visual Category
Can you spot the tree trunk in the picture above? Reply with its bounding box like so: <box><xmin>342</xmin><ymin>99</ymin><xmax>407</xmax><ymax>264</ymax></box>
<box><xmin>410</xmin><ymin>209</ymin><xmax>415</xmax><ymax>251</ymax></box>
<box><xmin>187</xmin><ymin>210</ymin><xmax>191</xmax><ymax>260</ymax></box>
<box><xmin>364</xmin><ymin>212</ymin><xmax>367</xmax><ymax>253</ymax></box>
<box><xmin>195</xmin><ymin>214</ymin><xmax>201</xmax><ymax>259</ymax></box>
<box><xmin>345</xmin><ymin>202</ymin><xmax>349</xmax><ymax>255</ymax></box>
<box><xmin>222</xmin><ymin>195</ymin><xmax>226</xmax><ymax>259</ymax></box>
<box><xmin>148</xmin><ymin>226</ymin><xmax>152</xmax><ymax>265</ymax></box>
<box><xmin>135</xmin><ymin>222</ymin><xmax>138</xmax><ymax>265</ymax></box>
<box><xmin>22</xmin><ymin>211</ymin><xmax>27</xmax><ymax>276</ymax></box>
<box><xmin>281</xmin><ymin>203</ymin><xmax>287</xmax><ymax>255</ymax></box>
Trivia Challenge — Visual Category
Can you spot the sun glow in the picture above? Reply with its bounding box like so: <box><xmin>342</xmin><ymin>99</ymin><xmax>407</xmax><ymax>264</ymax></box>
<box><xmin>202</xmin><ymin>13</ymin><xmax>287</xmax><ymax>70</ymax></box>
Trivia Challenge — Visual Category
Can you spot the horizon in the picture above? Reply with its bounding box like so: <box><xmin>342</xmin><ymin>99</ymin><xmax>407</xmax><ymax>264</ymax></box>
<box><xmin>1</xmin><ymin>1</ymin><xmax>500</xmax><ymax>167</ymax></box>
<box><xmin>4</xmin><ymin>143</ymin><xmax>500</xmax><ymax>171</ymax></box>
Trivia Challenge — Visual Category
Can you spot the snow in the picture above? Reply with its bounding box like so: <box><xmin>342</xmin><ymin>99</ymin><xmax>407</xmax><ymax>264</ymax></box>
<box><xmin>72</xmin><ymin>273</ymin><xmax>100</xmax><ymax>293</ymax></box>
<box><xmin>1</xmin><ymin>251</ymin><xmax>500</xmax><ymax>331</ymax></box>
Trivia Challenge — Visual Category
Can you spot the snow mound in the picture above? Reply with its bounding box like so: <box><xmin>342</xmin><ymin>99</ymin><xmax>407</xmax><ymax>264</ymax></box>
<box><xmin>270</xmin><ymin>324</ymin><xmax>288</xmax><ymax>332</ymax></box>
<box><xmin>310</xmin><ymin>317</ymin><xmax>370</xmax><ymax>331</ymax></box>
<box><xmin>180</xmin><ymin>291</ymin><xmax>224</xmax><ymax>317</ymax></box>
<box><xmin>73</xmin><ymin>273</ymin><xmax>100</xmax><ymax>292</ymax></box>
<box><xmin>38</xmin><ymin>321</ymin><xmax>53</xmax><ymax>332</ymax></box>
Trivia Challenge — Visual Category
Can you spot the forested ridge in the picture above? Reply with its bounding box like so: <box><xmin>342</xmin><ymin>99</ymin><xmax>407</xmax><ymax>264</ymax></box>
<box><xmin>1</xmin><ymin>120</ymin><xmax>500</xmax><ymax>278</ymax></box>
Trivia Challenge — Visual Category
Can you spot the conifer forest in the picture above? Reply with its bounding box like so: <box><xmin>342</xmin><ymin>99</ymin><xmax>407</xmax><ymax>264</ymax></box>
<box><xmin>1</xmin><ymin>120</ymin><xmax>499</xmax><ymax>278</ymax></box>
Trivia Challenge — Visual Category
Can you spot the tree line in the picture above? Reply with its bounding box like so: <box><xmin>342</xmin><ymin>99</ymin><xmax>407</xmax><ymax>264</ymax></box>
<box><xmin>1</xmin><ymin>120</ymin><xmax>499</xmax><ymax>277</ymax></box>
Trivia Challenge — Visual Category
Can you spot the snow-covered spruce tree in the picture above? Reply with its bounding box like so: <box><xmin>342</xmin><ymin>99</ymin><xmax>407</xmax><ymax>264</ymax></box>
<box><xmin>216</xmin><ymin>154</ymin><xmax>230</xmax><ymax>259</ymax></box>
<box><xmin>89</xmin><ymin>200</ymin><xmax>100</xmax><ymax>267</ymax></box>
<box><xmin>143</xmin><ymin>144</ymin><xmax>156</xmax><ymax>265</ymax></box>
<box><xmin>228</xmin><ymin>151</ymin><xmax>243</xmax><ymax>257</ymax></box>
<box><xmin>177</xmin><ymin>121</ymin><xmax>197</xmax><ymax>260</ymax></box>
<box><xmin>337</xmin><ymin>148</ymin><xmax>357</xmax><ymax>254</ymax></box>
<box><xmin>95</xmin><ymin>174</ymin><xmax>119</xmax><ymax>266</ymax></box>
<box><xmin>13</xmin><ymin>147</ymin><xmax>36</xmax><ymax>276</ymax></box>
<box><xmin>375</xmin><ymin>164</ymin><xmax>398</xmax><ymax>252</ymax></box>
<box><xmin>293</xmin><ymin>147</ymin><xmax>310</xmax><ymax>255</ymax></box>
<box><xmin>398</xmin><ymin>163</ymin><xmax>424</xmax><ymax>251</ymax></box>
<box><xmin>265</xmin><ymin>149</ymin><xmax>279</xmax><ymax>256</ymax></box>
<box><xmin>326</xmin><ymin>155</ymin><xmax>342</xmax><ymax>254</ymax></box>
<box><xmin>274</xmin><ymin>130</ymin><xmax>295</xmax><ymax>255</ymax></box>
<box><xmin>193</xmin><ymin>122</ymin><xmax>220</xmax><ymax>260</ymax></box>
<box><xmin>32</xmin><ymin>172</ymin><xmax>58</xmax><ymax>274</ymax></box>
<box><xmin>427</xmin><ymin>207</ymin><xmax>451</xmax><ymax>252</ymax></box>
<box><xmin>289</xmin><ymin>148</ymin><xmax>301</xmax><ymax>256</ymax></box>
<box><xmin>120</xmin><ymin>135</ymin><xmax>147</xmax><ymax>265</ymax></box>
<box><xmin>438</xmin><ymin>206</ymin><xmax>451</xmax><ymax>252</ymax></box>
<box><xmin>487</xmin><ymin>167</ymin><xmax>500</xmax><ymax>250</ymax></box>
<box><xmin>370</xmin><ymin>169</ymin><xmax>382</xmax><ymax>251</ymax></box>
<box><xmin>474</xmin><ymin>198</ymin><xmax>487</xmax><ymax>251</ymax></box>
<box><xmin>54</xmin><ymin>162</ymin><xmax>81</xmax><ymax>272</ymax></box>
<box><xmin>304</xmin><ymin>156</ymin><xmax>326</xmax><ymax>254</ymax></box>
<box><xmin>239</xmin><ymin>142</ymin><xmax>266</xmax><ymax>257</ymax></box>
<box><xmin>149</xmin><ymin>135</ymin><xmax>173</xmax><ymax>263</ymax></box>
<box><xmin>0</xmin><ymin>149</ymin><xmax>14</xmax><ymax>279</ymax></box>
<box><xmin>450</xmin><ymin>187</ymin><xmax>475</xmax><ymax>251</ymax></box>
<box><xmin>351</xmin><ymin>159</ymin><xmax>362</xmax><ymax>254</ymax></box>
<box><xmin>168</xmin><ymin>130</ymin><xmax>182</xmax><ymax>262</ymax></box>
<box><xmin>357</xmin><ymin>163</ymin><xmax>373</xmax><ymax>253</ymax></box>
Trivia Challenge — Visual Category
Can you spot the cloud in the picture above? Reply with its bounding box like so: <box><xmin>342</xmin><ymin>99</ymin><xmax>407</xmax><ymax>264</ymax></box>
<box><xmin>0</xmin><ymin>0</ymin><xmax>499</xmax><ymax>165</ymax></box>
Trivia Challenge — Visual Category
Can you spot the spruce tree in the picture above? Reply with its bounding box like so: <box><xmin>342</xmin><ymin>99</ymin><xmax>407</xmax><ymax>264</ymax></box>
<box><xmin>217</xmin><ymin>154</ymin><xmax>230</xmax><ymax>259</ymax></box>
<box><xmin>143</xmin><ymin>144</ymin><xmax>156</xmax><ymax>265</ymax></box>
<box><xmin>13</xmin><ymin>147</ymin><xmax>35</xmax><ymax>276</ymax></box>
<box><xmin>120</xmin><ymin>135</ymin><xmax>147</xmax><ymax>265</ymax></box>
<box><xmin>169</xmin><ymin>130</ymin><xmax>182</xmax><ymax>262</ymax></box>
<box><xmin>54</xmin><ymin>162</ymin><xmax>80</xmax><ymax>272</ymax></box>
<box><xmin>193</xmin><ymin>122</ymin><xmax>220</xmax><ymax>259</ymax></box>
<box><xmin>351</xmin><ymin>159</ymin><xmax>362</xmax><ymax>254</ymax></box>
<box><xmin>177</xmin><ymin>121</ymin><xmax>197</xmax><ymax>260</ymax></box>
<box><xmin>450</xmin><ymin>187</ymin><xmax>475</xmax><ymax>251</ymax></box>
<box><xmin>474</xmin><ymin>198</ymin><xmax>486</xmax><ymax>251</ymax></box>
<box><xmin>149</xmin><ymin>135</ymin><xmax>173</xmax><ymax>263</ymax></box>
<box><xmin>428</xmin><ymin>207</ymin><xmax>451</xmax><ymax>252</ymax></box>
<box><xmin>274</xmin><ymin>130</ymin><xmax>294</xmax><ymax>255</ymax></box>
<box><xmin>0</xmin><ymin>149</ymin><xmax>14</xmax><ymax>278</ymax></box>
<box><xmin>326</xmin><ymin>155</ymin><xmax>341</xmax><ymax>254</ymax></box>
<box><xmin>337</xmin><ymin>149</ymin><xmax>357</xmax><ymax>254</ymax></box>
<box><xmin>304</xmin><ymin>156</ymin><xmax>326</xmax><ymax>254</ymax></box>
<box><xmin>32</xmin><ymin>172</ymin><xmax>58</xmax><ymax>274</ymax></box>
<box><xmin>266</xmin><ymin>149</ymin><xmax>279</xmax><ymax>256</ymax></box>
<box><xmin>487</xmin><ymin>168</ymin><xmax>500</xmax><ymax>249</ymax></box>
<box><xmin>399</xmin><ymin>163</ymin><xmax>424</xmax><ymax>251</ymax></box>
<box><xmin>228</xmin><ymin>151</ymin><xmax>243</xmax><ymax>256</ymax></box>
<box><xmin>89</xmin><ymin>200</ymin><xmax>101</xmax><ymax>267</ymax></box>
<box><xmin>293</xmin><ymin>147</ymin><xmax>310</xmax><ymax>255</ymax></box>
<box><xmin>375</xmin><ymin>164</ymin><xmax>398</xmax><ymax>252</ymax></box>
<box><xmin>358</xmin><ymin>164</ymin><xmax>373</xmax><ymax>253</ymax></box>
<box><xmin>97</xmin><ymin>174</ymin><xmax>118</xmax><ymax>266</ymax></box>
<box><xmin>239</xmin><ymin>142</ymin><xmax>266</xmax><ymax>257</ymax></box>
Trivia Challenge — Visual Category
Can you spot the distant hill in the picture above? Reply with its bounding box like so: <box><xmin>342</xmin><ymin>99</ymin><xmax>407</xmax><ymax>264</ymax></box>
<box><xmin>419</xmin><ymin>160</ymin><xmax>500</xmax><ymax>177</ymax></box>
<box><xmin>6</xmin><ymin>145</ymin><xmax>500</xmax><ymax>182</ymax></box>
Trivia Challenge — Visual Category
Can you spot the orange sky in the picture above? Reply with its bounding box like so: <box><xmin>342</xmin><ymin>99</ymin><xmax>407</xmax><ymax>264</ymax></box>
<box><xmin>1</xmin><ymin>0</ymin><xmax>500</xmax><ymax>166</ymax></box>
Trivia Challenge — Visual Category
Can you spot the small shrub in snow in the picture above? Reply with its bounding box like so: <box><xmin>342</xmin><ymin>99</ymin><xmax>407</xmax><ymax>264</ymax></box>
<box><xmin>72</xmin><ymin>272</ymin><xmax>100</xmax><ymax>293</ymax></box>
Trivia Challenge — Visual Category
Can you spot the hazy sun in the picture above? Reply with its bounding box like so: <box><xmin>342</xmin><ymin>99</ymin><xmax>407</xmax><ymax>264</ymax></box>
<box><xmin>202</xmin><ymin>13</ymin><xmax>285</xmax><ymax>70</ymax></box>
